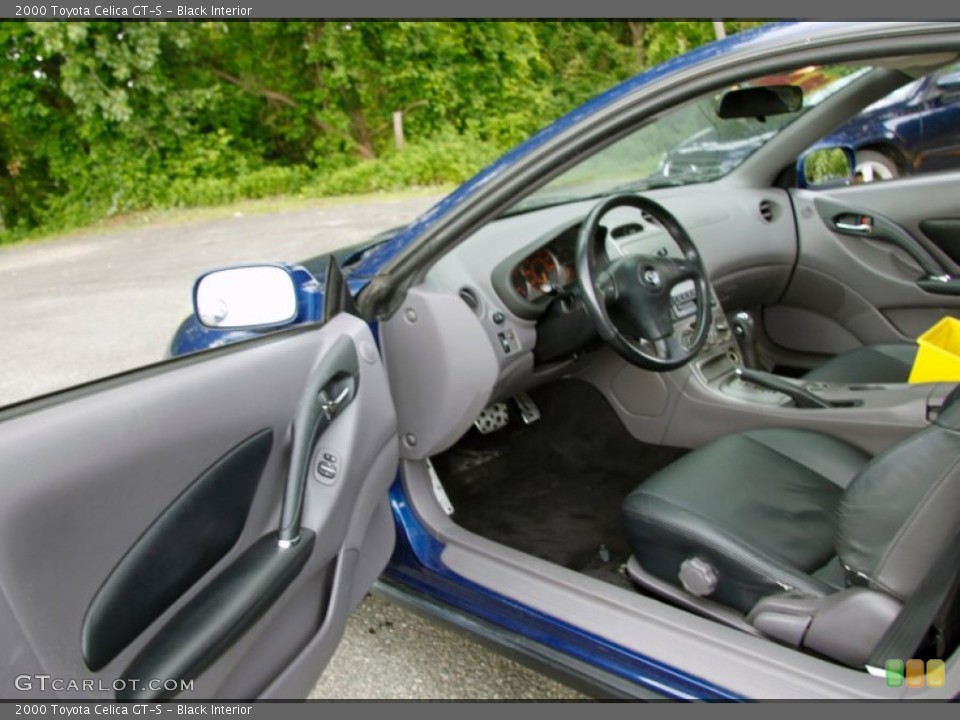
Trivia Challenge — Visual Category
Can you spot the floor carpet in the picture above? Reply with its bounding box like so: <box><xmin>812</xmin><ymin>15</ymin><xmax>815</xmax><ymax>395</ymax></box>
<box><xmin>431</xmin><ymin>379</ymin><xmax>686</xmax><ymax>589</ymax></box>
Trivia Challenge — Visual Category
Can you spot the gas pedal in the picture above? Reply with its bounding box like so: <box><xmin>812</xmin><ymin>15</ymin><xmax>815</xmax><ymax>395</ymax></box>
<box><xmin>474</xmin><ymin>402</ymin><xmax>510</xmax><ymax>434</ymax></box>
<box><xmin>514</xmin><ymin>391</ymin><xmax>541</xmax><ymax>425</ymax></box>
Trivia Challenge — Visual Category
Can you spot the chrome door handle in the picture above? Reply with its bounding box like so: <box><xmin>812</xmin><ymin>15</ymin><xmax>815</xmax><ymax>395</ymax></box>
<box><xmin>319</xmin><ymin>385</ymin><xmax>351</xmax><ymax>419</ymax></box>
<box><xmin>835</xmin><ymin>220</ymin><xmax>873</xmax><ymax>234</ymax></box>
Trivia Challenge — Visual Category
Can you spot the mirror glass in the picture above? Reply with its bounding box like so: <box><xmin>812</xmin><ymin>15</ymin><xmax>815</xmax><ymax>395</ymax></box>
<box><xmin>802</xmin><ymin>147</ymin><xmax>853</xmax><ymax>186</ymax></box>
<box><xmin>195</xmin><ymin>266</ymin><xmax>298</xmax><ymax>328</ymax></box>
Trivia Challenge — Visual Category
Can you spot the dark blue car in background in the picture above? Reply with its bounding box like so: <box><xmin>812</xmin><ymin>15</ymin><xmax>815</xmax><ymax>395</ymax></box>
<box><xmin>658</xmin><ymin>60</ymin><xmax>960</xmax><ymax>183</ymax></box>
<box><xmin>820</xmin><ymin>60</ymin><xmax>960</xmax><ymax>181</ymax></box>
<box><xmin>4</xmin><ymin>22</ymin><xmax>960</xmax><ymax>703</ymax></box>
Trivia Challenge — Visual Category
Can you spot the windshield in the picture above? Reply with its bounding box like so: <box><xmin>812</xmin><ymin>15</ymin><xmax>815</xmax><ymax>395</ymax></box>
<box><xmin>507</xmin><ymin>64</ymin><xmax>870</xmax><ymax>215</ymax></box>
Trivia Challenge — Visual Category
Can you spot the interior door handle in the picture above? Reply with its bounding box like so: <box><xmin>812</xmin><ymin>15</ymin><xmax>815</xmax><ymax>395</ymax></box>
<box><xmin>816</xmin><ymin>198</ymin><xmax>946</xmax><ymax>278</ymax></box>
<box><xmin>834</xmin><ymin>219</ymin><xmax>873</xmax><ymax>234</ymax></box>
<box><xmin>319</xmin><ymin>385</ymin><xmax>351</xmax><ymax>419</ymax></box>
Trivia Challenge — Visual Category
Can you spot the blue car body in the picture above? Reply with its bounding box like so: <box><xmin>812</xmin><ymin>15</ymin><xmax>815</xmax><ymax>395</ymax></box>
<box><xmin>168</xmin><ymin>21</ymin><xmax>956</xmax><ymax>699</ymax></box>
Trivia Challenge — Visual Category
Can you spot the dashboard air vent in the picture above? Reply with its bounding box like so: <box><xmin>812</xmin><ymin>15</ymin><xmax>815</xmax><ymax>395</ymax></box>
<box><xmin>759</xmin><ymin>200</ymin><xmax>775</xmax><ymax>223</ymax></box>
<box><xmin>458</xmin><ymin>287</ymin><xmax>481</xmax><ymax>314</ymax></box>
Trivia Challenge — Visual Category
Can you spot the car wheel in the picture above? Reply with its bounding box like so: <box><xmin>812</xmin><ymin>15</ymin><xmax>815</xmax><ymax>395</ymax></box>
<box><xmin>854</xmin><ymin>149</ymin><xmax>899</xmax><ymax>182</ymax></box>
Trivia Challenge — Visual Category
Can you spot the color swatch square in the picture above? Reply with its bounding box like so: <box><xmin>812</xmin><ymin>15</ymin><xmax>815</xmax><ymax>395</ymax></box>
<box><xmin>927</xmin><ymin>659</ymin><xmax>946</xmax><ymax>688</ymax></box>
<box><xmin>905</xmin><ymin>659</ymin><xmax>925</xmax><ymax>688</ymax></box>
<box><xmin>885</xmin><ymin>659</ymin><xmax>904</xmax><ymax>687</ymax></box>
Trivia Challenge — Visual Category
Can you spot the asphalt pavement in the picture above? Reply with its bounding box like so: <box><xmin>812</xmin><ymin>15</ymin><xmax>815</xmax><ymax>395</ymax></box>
<box><xmin>0</xmin><ymin>193</ymin><xmax>585</xmax><ymax>700</ymax></box>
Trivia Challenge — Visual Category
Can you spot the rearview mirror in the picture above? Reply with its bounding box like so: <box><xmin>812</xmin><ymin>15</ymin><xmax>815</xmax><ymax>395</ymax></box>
<box><xmin>194</xmin><ymin>265</ymin><xmax>298</xmax><ymax>329</ymax></box>
<box><xmin>716</xmin><ymin>85</ymin><xmax>803</xmax><ymax>120</ymax></box>
<box><xmin>797</xmin><ymin>146</ymin><xmax>855</xmax><ymax>188</ymax></box>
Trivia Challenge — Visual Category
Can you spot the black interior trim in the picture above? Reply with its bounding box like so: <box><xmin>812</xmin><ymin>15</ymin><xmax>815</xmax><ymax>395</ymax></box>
<box><xmin>916</xmin><ymin>277</ymin><xmax>960</xmax><ymax>296</ymax></box>
<box><xmin>81</xmin><ymin>428</ymin><xmax>274</xmax><ymax>671</ymax></box>
<box><xmin>117</xmin><ymin>529</ymin><xmax>316</xmax><ymax>701</ymax></box>
<box><xmin>920</xmin><ymin>219</ymin><xmax>960</xmax><ymax>265</ymax></box>
<box><xmin>322</xmin><ymin>255</ymin><xmax>361</xmax><ymax>323</ymax></box>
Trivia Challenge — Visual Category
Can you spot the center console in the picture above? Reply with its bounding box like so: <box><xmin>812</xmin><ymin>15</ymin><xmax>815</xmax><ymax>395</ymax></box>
<box><xmin>661</xmin><ymin>298</ymin><xmax>956</xmax><ymax>455</ymax></box>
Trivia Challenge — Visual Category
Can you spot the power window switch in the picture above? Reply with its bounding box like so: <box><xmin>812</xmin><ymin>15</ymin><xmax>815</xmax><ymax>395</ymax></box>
<box><xmin>316</xmin><ymin>459</ymin><xmax>338</xmax><ymax>485</ymax></box>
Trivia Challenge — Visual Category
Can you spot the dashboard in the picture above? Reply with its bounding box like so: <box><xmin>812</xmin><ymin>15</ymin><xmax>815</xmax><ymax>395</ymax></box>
<box><xmin>493</xmin><ymin>208</ymin><xmax>685</xmax><ymax>321</ymax></box>
<box><xmin>422</xmin><ymin>187</ymin><xmax>798</xmax><ymax>397</ymax></box>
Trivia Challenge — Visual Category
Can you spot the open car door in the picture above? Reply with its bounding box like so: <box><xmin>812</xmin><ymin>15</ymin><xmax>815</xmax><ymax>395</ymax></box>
<box><xmin>0</xmin><ymin>289</ymin><xmax>398</xmax><ymax>699</ymax></box>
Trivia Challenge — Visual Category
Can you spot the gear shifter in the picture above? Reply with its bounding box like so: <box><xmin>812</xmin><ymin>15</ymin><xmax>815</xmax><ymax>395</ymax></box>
<box><xmin>730</xmin><ymin>311</ymin><xmax>760</xmax><ymax>369</ymax></box>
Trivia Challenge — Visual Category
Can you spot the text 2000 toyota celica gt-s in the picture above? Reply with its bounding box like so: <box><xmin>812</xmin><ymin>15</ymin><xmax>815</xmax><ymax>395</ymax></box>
<box><xmin>3</xmin><ymin>21</ymin><xmax>960</xmax><ymax>701</ymax></box>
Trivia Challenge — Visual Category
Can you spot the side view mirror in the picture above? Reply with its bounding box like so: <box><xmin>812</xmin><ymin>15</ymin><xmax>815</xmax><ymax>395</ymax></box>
<box><xmin>193</xmin><ymin>265</ymin><xmax>299</xmax><ymax>329</ymax></box>
<box><xmin>935</xmin><ymin>70</ymin><xmax>960</xmax><ymax>94</ymax></box>
<box><xmin>797</xmin><ymin>146</ymin><xmax>855</xmax><ymax>189</ymax></box>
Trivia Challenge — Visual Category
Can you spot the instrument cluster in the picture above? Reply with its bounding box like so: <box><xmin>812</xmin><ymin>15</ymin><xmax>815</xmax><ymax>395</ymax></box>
<box><xmin>509</xmin><ymin>241</ymin><xmax>576</xmax><ymax>301</ymax></box>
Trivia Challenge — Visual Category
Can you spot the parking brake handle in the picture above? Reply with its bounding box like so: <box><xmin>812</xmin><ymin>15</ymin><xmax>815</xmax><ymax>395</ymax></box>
<box><xmin>735</xmin><ymin>368</ymin><xmax>834</xmax><ymax>409</ymax></box>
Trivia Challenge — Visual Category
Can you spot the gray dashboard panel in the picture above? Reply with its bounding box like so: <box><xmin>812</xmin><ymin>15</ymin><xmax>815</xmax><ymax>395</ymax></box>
<box><xmin>417</xmin><ymin>185</ymin><xmax>797</xmax><ymax>425</ymax></box>
<box><xmin>380</xmin><ymin>286</ymin><xmax>501</xmax><ymax>460</ymax></box>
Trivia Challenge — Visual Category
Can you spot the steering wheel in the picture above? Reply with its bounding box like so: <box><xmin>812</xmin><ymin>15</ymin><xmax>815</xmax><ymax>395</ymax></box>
<box><xmin>575</xmin><ymin>194</ymin><xmax>711</xmax><ymax>371</ymax></box>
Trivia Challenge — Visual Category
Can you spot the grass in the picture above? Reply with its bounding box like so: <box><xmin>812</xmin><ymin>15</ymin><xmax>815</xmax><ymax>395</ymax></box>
<box><xmin>4</xmin><ymin>184</ymin><xmax>454</xmax><ymax>249</ymax></box>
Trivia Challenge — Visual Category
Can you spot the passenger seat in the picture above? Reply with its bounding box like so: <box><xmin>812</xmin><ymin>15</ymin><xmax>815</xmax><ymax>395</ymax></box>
<box><xmin>802</xmin><ymin>344</ymin><xmax>917</xmax><ymax>384</ymax></box>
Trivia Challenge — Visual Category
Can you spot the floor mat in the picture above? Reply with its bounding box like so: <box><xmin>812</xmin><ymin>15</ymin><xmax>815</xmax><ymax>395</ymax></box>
<box><xmin>432</xmin><ymin>379</ymin><xmax>686</xmax><ymax>586</ymax></box>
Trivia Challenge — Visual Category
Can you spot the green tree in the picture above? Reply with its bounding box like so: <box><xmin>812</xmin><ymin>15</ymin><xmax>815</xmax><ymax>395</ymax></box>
<box><xmin>0</xmin><ymin>20</ymin><xmax>768</xmax><ymax>239</ymax></box>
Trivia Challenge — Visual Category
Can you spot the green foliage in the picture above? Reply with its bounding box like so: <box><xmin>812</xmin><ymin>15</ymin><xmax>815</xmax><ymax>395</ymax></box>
<box><xmin>0</xmin><ymin>20</ymin><xmax>767</xmax><ymax>243</ymax></box>
<box><xmin>803</xmin><ymin>147</ymin><xmax>852</xmax><ymax>186</ymax></box>
<box><xmin>309</xmin><ymin>132</ymin><xmax>502</xmax><ymax>195</ymax></box>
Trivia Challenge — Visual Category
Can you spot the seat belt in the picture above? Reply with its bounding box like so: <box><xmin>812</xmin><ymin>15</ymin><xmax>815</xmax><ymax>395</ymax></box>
<box><xmin>866</xmin><ymin>523</ymin><xmax>960</xmax><ymax>671</ymax></box>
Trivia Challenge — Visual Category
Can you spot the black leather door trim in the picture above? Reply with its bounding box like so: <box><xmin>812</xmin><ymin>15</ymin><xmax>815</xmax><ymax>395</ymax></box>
<box><xmin>116</xmin><ymin>529</ymin><xmax>316</xmax><ymax>701</ymax></box>
<box><xmin>81</xmin><ymin>428</ymin><xmax>274</xmax><ymax>671</ymax></box>
<box><xmin>920</xmin><ymin>219</ymin><xmax>960</xmax><ymax>265</ymax></box>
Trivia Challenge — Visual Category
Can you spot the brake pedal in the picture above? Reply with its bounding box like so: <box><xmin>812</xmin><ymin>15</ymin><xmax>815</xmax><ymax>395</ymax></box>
<box><xmin>514</xmin><ymin>391</ymin><xmax>541</xmax><ymax>425</ymax></box>
<box><xmin>474</xmin><ymin>402</ymin><xmax>510</xmax><ymax>434</ymax></box>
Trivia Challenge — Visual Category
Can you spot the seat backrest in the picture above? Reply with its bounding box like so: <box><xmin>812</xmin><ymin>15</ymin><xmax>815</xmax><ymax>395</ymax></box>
<box><xmin>836</xmin><ymin>386</ymin><xmax>960</xmax><ymax>602</ymax></box>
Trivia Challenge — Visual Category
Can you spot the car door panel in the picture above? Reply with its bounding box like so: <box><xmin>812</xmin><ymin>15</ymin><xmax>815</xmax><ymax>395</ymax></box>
<box><xmin>768</xmin><ymin>173</ymin><xmax>960</xmax><ymax>359</ymax></box>
<box><xmin>0</xmin><ymin>312</ymin><xmax>398</xmax><ymax>699</ymax></box>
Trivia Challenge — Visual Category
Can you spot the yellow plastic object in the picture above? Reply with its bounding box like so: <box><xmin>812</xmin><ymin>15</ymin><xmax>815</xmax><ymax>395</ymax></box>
<box><xmin>909</xmin><ymin>316</ymin><xmax>960</xmax><ymax>383</ymax></box>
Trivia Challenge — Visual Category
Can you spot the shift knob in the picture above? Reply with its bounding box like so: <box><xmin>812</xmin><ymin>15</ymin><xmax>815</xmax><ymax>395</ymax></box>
<box><xmin>730</xmin><ymin>311</ymin><xmax>759</xmax><ymax>369</ymax></box>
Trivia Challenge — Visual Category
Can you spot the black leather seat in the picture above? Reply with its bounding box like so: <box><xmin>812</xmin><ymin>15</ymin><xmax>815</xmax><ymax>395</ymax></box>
<box><xmin>622</xmin><ymin>386</ymin><xmax>960</xmax><ymax>666</ymax></box>
<box><xmin>802</xmin><ymin>343</ymin><xmax>917</xmax><ymax>384</ymax></box>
